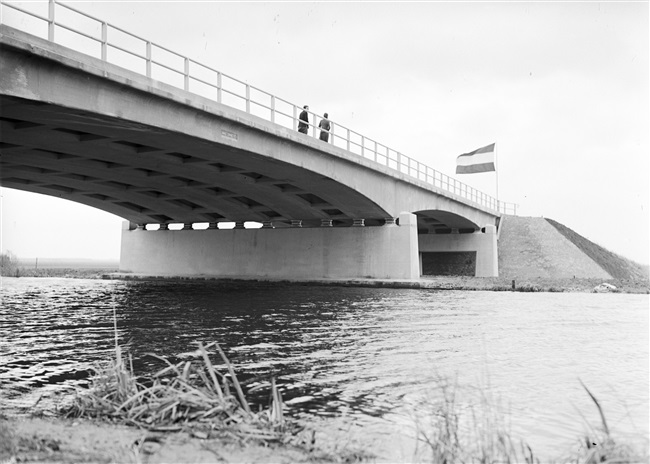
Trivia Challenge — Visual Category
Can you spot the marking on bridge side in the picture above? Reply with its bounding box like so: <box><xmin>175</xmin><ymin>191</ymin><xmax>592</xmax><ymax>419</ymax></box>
<box><xmin>221</xmin><ymin>130</ymin><xmax>238</xmax><ymax>142</ymax></box>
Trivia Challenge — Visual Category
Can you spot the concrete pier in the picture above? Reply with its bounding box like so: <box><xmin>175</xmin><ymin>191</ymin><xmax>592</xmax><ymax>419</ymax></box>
<box><xmin>120</xmin><ymin>212</ymin><xmax>420</xmax><ymax>280</ymax></box>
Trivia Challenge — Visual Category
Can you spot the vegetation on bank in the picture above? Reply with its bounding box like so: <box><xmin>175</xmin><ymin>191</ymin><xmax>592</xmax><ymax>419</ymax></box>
<box><xmin>0</xmin><ymin>251</ymin><xmax>116</xmax><ymax>279</ymax></box>
<box><xmin>412</xmin><ymin>376</ymin><xmax>645</xmax><ymax>464</ymax></box>
<box><xmin>2</xmin><ymin>334</ymin><xmax>647</xmax><ymax>463</ymax></box>
<box><xmin>60</xmin><ymin>335</ymin><xmax>373</xmax><ymax>462</ymax></box>
<box><xmin>66</xmin><ymin>341</ymin><xmax>291</xmax><ymax>441</ymax></box>
<box><xmin>0</xmin><ymin>251</ymin><xmax>20</xmax><ymax>277</ymax></box>
<box><xmin>416</xmin><ymin>276</ymin><xmax>650</xmax><ymax>294</ymax></box>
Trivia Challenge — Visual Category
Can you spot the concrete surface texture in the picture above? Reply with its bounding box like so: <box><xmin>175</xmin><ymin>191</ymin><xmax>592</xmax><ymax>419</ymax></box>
<box><xmin>120</xmin><ymin>213</ymin><xmax>420</xmax><ymax>280</ymax></box>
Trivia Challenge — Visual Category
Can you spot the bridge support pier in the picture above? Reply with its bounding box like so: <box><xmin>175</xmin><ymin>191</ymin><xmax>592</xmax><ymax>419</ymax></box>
<box><xmin>119</xmin><ymin>212</ymin><xmax>420</xmax><ymax>280</ymax></box>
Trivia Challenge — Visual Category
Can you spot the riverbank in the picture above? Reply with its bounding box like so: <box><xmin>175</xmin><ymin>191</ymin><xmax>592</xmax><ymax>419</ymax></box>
<box><xmin>105</xmin><ymin>273</ymin><xmax>650</xmax><ymax>294</ymax></box>
<box><xmin>4</xmin><ymin>269</ymin><xmax>649</xmax><ymax>294</ymax></box>
<box><xmin>0</xmin><ymin>416</ymin><xmax>317</xmax><ymax>464</ymax></box>
<box><xmin>2</xmin><ymin>392</ymin><xmax>644</xmax><ymax>464</ymax></box>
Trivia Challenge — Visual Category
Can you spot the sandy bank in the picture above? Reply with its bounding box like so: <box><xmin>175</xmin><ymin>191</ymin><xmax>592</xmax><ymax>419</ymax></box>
<box><xmin>0</xmin><ymin>416</ymin><xmax>315</xmax><ymax>464</ymax></box>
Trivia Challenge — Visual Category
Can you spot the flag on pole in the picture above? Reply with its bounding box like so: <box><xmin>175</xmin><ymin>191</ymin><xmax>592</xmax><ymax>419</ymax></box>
<box><xmin>456</xmin><ymin>143</ymin><xmax>496</xmax><ymax>174</ymax></box>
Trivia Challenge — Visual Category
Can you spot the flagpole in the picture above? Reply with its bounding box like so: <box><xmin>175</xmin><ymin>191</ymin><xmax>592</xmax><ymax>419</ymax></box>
<box><xmin>495</xmin><ymin>141</ymin><xmax>500</xmax><ymax>213</ymax></box>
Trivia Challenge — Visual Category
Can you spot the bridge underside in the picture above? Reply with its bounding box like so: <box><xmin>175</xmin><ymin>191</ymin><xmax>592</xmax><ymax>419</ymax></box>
<box><xmin>0</xmin><ymin>95</ymin><xmax>489</xmax><ymax>234</ymax></box>
<box><xmin>0</xmin><ymin>25</ymin><xmax>500</xmax><ymax>278</ymax></box>
<box><xmin>0</xmin><ymin>95</ymin><xmax>391</xmax><ymax>228</ymax></box>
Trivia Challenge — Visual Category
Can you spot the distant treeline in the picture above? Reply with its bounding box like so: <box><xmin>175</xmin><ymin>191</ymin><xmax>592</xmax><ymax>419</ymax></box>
<box><xmin>1</xmin><ymin>252</ymin><xmax>118</xmax><ymax>278</ymax></box>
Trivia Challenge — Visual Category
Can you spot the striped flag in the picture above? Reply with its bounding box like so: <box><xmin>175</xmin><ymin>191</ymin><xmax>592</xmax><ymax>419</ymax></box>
<box><xmin>456</xmin><ymin>143</ymin><xmax>496</xmax><ymax>174</ymax></box>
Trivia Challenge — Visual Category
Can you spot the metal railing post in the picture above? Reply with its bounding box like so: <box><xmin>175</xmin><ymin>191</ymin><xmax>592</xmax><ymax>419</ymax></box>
<box><xmin>270</xmin><ymin>95</ymin><xmax>275</xmax><ymax>123</ymax></box>
<box><xmin>245</xmin><ymin>84</ymin><xmax>250</xmax><ymax>113</ymax></box>
<box><xmin>101</xmin><ymin>22</ymin><xmax>107</xmax><ymax>61</ymax></box>
<box><xmin>216</xmin><ymin>72</ymin><xmax>222</xmax><ymax>103</ymax></box>
<box><xmin>184</xmin><ymin>57</ymin><xmax>190</xmax><ymax>91</ymax></box>
<box><xmin>146</xmin><ymin>42</ymin><xmax>152</xmax><ymax>78</ymax></box>
<box><xmin>293</xmin><ymin>105</ymin><xmax>297</xmax><ymax>131</ymax></box>
<box><xmin>48</xmin><ymin>0</ymin><xmax>55</xmax><ymax>41</ymax></box>
<box><xmin>346</xmin><ymin>129</ymin><xmax>350</xmax><ymax>151</ymax></box>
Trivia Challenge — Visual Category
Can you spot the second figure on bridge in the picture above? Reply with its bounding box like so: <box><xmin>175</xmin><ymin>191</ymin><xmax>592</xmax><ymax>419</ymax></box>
<box><xmin>298</xmin><ymin>105</ymin><xmax>309</xmax><ymax>134</ymax></box>
<box><xmin>319</xmin><ymin>113</ymin><xmax>331</xmax><ymax>142</ymax></box>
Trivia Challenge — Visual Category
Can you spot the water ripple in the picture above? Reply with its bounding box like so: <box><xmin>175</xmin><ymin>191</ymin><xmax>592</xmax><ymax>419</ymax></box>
<box><xmin>1</xmin><ymin>278</ymin><xmax>648</xmax><ymax>459</ymax></box>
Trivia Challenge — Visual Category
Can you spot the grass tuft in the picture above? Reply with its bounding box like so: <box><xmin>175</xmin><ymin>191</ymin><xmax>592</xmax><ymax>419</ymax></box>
<box><xmin>413</xmin><ymin>375</ymin><xmax>541</xmax><ymax>464</ymax></box>
<box><xmin>412</xmin><ymin>376</ymin><xmax>647</xmax><ymax>464</ymax></box>
<box><xmin>65</xmin><ymin>340</ymin><xmax>289</xmax><ymax>444</ymax></box>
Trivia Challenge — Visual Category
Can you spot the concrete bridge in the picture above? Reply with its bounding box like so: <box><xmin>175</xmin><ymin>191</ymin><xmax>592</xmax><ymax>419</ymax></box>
<box><xmin>0</xmin><ymin>2</ymin><xmax>516</xmax><ymax>280</ymax></box>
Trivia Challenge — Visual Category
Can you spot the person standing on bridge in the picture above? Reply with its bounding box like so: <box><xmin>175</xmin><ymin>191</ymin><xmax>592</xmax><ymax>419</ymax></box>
<box><xmin>298</xmin><ymin>105</ymin><xmax>309</xmax><ymax>134</ymax></box>
<box><xmin>319</xmin><ymin>113</ymin><xmax>331</xmax><ymax>142</ymax></box>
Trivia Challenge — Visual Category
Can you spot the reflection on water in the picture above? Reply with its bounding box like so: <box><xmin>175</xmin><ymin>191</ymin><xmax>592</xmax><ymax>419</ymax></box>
<box><xmin>1</xmin><ymin>277</ymin><xmax>648</xmax><ymax>460</ymax></box>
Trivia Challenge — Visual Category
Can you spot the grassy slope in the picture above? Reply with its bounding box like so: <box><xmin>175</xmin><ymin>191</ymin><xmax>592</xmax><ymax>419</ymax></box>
<box><xmin>545</xmin><ymin>218</ymin><xmax>648</xmax><ymax>280</ymax></box>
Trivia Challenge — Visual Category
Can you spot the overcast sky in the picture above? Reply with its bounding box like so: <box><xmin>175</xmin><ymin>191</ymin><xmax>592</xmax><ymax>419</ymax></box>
<box><xmin>1</xmin><ymin>1</ymin><xmax>648</xmax><ymax>265</ymax></box>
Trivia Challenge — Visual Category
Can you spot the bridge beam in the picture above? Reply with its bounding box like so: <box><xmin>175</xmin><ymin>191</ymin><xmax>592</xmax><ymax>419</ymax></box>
<box><xmin>120</xmin><ymin>212</ymin><xmax>420</xmax><ymax>280</ymax></box>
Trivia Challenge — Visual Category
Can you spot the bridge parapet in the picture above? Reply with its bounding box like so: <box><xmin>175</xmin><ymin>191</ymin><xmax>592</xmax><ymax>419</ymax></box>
<box><xmin>0</xmin><ymin>0</ymin><xmax>517</xmax><ymax>217</ymax></box>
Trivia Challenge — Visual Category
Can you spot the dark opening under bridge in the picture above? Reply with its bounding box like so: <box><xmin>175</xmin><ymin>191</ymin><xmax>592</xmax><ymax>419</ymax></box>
<box><xmin>0</xmin><ymin>1</ymin><xmax>517</xmax><ymax>280</ymax></box>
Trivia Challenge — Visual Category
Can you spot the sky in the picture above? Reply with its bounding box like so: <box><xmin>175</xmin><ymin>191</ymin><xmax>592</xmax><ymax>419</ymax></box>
<box><xmin>1</xmin><ymin>1</ymin><xmax>648</xmax><ymax>264</ymax></box>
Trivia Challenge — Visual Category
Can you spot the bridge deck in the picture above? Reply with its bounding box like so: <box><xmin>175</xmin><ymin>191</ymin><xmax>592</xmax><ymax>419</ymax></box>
<box><xmin>0</xmin><ymin>1</ymin><xmax>515</xmax><ymax>221</ymax></box>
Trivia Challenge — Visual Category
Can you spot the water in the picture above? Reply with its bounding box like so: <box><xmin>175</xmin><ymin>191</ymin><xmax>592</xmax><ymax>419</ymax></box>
<box><xmin>1</xmin><ymin>277</ymin><xmax>648</xmax><ymax>461</ymax></box>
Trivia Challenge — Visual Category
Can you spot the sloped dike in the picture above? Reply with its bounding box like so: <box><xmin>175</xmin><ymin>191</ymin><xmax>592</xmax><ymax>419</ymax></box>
<box><xmin>497</xmin><ymin>216</ymin><xmax>645</xmax><ymax>280</ymax></box>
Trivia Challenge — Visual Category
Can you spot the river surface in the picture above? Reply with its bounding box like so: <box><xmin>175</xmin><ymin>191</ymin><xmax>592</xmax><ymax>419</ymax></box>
<box><xmin>1</xmin><ymin>277</ymin><xmax>648</xmax><ymax>461</ymax></box>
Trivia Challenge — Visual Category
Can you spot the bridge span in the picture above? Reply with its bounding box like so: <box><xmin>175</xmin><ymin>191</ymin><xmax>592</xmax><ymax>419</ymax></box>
<box><xmin>0</xmin><ymin>3</ymin><xmax>515</xmax><ymax>280</ymax></box>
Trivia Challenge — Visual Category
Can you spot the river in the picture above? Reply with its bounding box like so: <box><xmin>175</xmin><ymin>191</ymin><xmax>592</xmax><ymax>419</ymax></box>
<box><xmin>1</xmin><ymin>277</ymin><xmax>647</xmax><ymax>461</ymax></box>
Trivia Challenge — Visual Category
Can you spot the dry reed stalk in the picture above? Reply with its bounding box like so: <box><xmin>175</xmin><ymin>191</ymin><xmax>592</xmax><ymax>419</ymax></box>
<box><xmin>67</xmin><ymin>339</ymin><xmax>289</xmax><ymax>445</ymax></box>
<box><xmin>215</xmin><ymin>343</ymin><xmax>251</xmax><ymax>414</ymax></box>
<box><xmin>197</xmin><ymin>342</ymin><xmax>225</xmax><ymax>401</ymax></box>
<box><xmin>271</xmin><ymin>377</ymin><xmax>284</xmax><ymax>424</ymax></box>
<box><xmin>579</xmin><ymin>378</ymin><xmax>610</xmax><ymax>436</ymax></box>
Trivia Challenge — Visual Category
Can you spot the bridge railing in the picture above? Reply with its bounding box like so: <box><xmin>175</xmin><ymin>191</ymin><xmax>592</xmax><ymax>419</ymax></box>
<box><xmin>0</xmin><ymin>0</ymin><xmax>518</xmax><ymax>216</ymax></box>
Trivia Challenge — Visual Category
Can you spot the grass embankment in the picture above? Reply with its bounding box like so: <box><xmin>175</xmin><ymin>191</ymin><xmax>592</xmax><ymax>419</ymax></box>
<box><xmin>545</xmin><ymin>218</ymin><xmax>648</xmax><ymax>281</ymax></box>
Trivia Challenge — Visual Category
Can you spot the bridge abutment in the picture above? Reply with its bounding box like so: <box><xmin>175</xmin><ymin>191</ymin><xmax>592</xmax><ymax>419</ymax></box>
<box><xmin>418</xmin><ymin>224</ymin><xmax>498</xmax><ymax>277</ymax></box>
<box><xmin>119</xmin><ymin>212</ymin><xmax>420</xmax><ymax>280</ymax></box>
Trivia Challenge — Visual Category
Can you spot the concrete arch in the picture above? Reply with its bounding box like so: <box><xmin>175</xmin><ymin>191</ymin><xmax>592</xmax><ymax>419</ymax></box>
<box><xmin>412</xmin><ymin>209</ymin><xmax>480</xmax><ymax>234</ymax></box>
<box><xmin>1</xmin><ymin>26</ymin><xmax>499</xmax><ymax>231</ymax></box>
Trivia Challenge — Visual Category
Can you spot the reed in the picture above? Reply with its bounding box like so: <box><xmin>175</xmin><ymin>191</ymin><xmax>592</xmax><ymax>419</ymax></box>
<box><xmin>412</xmin><ymin>377</ymin><xmax>646</xmax><ymax>464</ymax></box>
<box><xmin>413</xmin><ymin>375</ymin><xmax>539</xmax><ymax>464</ymax></box>
<box><xmin>561</xmin><ymin>380</ymin><xmax>639</xmax><ymax>464</ymax></box>
<box><xmin>66</xmin><ymin>340</ymin><xmax>287</xmax><ymax>443</ymax></box>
